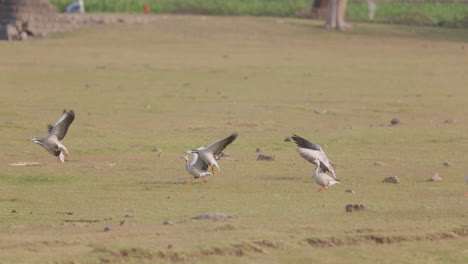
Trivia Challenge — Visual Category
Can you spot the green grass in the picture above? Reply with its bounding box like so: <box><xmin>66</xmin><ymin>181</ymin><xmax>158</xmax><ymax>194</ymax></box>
<box><xmin>49</xmin><ymin>0</ymin><xmax>468</xmax><ymax>27</ymax></box>
<box><xmin>1</xmin><ymin>16</ymin><xmax>468</xmax><ymax>263</ymax></box>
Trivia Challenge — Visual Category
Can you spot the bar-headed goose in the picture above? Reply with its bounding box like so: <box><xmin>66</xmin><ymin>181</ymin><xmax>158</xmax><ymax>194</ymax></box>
<box><xmin>291</xmin><ymin>134</ymin><xmax>336</xmax><ymax>178</ymax></box>
<box><xmin>28</xmin><ymin>109</ymin><xmax>75</xmax><ymax>164</ymax></box>
<box><xmin>185</xmin><ymin>132</ymin><xmax>238</xmax><ymax>175</ymax></box>
<box><xmin>182</xmin><ymin>150</ymin><xmax>212</xmax><ymax>184</ymax></box>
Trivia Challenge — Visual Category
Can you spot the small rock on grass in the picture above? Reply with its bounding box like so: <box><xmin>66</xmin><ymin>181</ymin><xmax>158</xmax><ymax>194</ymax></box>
<box><xmin>429</xmin><ymin>173</ymin><xmax>442</xmax><ymax>182</ymax></box>
<box><xmin>374</xmin><ymin>161</ymin><xmax>388</xmax><ymax>166</ymax></box>
<box><xmin>390</xmin><ymin>118</ymin><xmax>400</xmax><ymax>126</ymax></box>
<box><xmin>314</xmin><ymin>109</ymin><xmax>327</xmax><ymax>114</ymax></box>
<box><xmin>104</xmin><ymin>225</ymin><xmax>111</xmax><ymax>232</ymax></box>
<box><xmin>163</xmin><ymin>221</ymin><xmax>175</xmax><ymax>225</ymax></box>
<box><xmin>382</xmin><ymin>176</ymin><xmax>399</xmax><ymax>184</ymax></box>
<box><xmin>444</xmin><ymin>118</ymin><xmax>457</xmax><ymax>124</ymax></box>
<box><xmin>284</xmin><ymin>137</ymin><xmax>293</xmax><ymax>142</ymax></box>
<box><xmin>443</xmin><ymin>162</ymin><xmax>454</xmax><ymax>167</ymax></box>
<box><xmin>345</xmin><ymin>189</ymin><xmax>356</xmax><ymax>194</ymax></box>
<box><xmin>345</xmin><ymin>204</ymin><xmax>368</xmax><ymax>212</ymax></box>
<box><xmin>257</xmin><ymin>154</ymin><xmax>276</xmax><ymax>161</ymax></box>
<box><xmin>256</xmin><ymin>147</ymin><xmax>265</xmax><ymax>153</ymax></box>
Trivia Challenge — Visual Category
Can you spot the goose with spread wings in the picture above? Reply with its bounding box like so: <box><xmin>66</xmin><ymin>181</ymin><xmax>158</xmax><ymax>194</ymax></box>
<box><xmin>291</xmin><ymin>134</ymin><xmax>336</xmax><ymax>179</ymax></box>
<box><xmin>185</xmin><ymin>132</ymin><xmax>238</xmax><ymax>176</ymax></box>
<box><xmin>28</xmin><ymin>109</ymin><xmax>75</xmax><ymax>164</ymax></box>
<box><xmin>312</xmin><ymin>160</ymin><xmax>340</xmax><ymax>191</ymax></box>
<box><xmin>182</xmin><ymin>150</ymin><xmax>212</xmax><ymax>184</ymax></box>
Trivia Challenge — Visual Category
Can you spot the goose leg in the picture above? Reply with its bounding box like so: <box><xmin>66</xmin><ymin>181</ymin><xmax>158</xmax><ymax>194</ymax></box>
<box><xmin>57</xmin><ymin>157</ymin><xmax>61</xmax><ymax>165</ymax></box>
<box><xmin>211</xmin><ymin>166</ymin><xmax>215</xmax><ymax>176</ymax></box>
<box><xmin>186</xmin><ymin>179</ymin><xmax>194</xmax><ymax>184</ymax></box>
<box><xmin>203</xmin><ymin>178</ymin><xmax>208</xmax><ymax>183</ymax></box>
<box><xmin>317</xmin><ymin>187</ymin><xmax>326</xmax><ymax>192</ymax></box>
<box><xmin>60</xmin><ymin>148</ymin><xmax>68</xmax><ymax>158</ymax></box>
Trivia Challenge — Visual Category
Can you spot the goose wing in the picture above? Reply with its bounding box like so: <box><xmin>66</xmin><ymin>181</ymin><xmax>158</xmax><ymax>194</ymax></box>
<box><xmin>206</xmin><ymin>132</ymin><xmax>238</xmax><ymax>156</ymax></box>
<box><xmin>292</xmin><ymin>134</ymin><xmax>336</xmax><ymax>178</ymax></box>
<box><xmin>292</xmin><ymin>134</ymin><xmax>324</xmax><ymax>163</ymax></box>
<box><xmin>292</xmin><ymin>134</ymin><xmax>322</xmax><ymax>151</ymax></box>
<box><xmin>50</xmin><ymin>110</ymin><xmax>75</xmax><ymax>141</ymax></box>
<box><xmin>191</xmin><ymin>152</ymin><xmax>209</xmax><ymax>171</ymax></box>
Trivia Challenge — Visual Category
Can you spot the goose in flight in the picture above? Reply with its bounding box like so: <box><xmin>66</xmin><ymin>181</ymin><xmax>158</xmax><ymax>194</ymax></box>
<box><xmin>313</xmin><ymin>160</ymin><xmax>340</xmax><ymax>192</ymax></box>
<box><xmin>182</xmin><ymin>151</ymin><xmax>212</xmax><ymax>184</ymax></box>
<box><xmin>28</xmin><ymin>109</ymin><xmax>75</xmax><ymax>164</ymax></box>
<box><xmin>291</xmin><ymin>134</ymin><xmax>336</xmax><ymax>178</ymax></box>
<box><xmin>185</xmin><ymin>132</ymin><xmax>238</xmax><ymax>175</ymax></box>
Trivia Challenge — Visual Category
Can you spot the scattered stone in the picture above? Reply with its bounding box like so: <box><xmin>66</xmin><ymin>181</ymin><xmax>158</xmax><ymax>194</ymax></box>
<box><xmin>443</xmin><ymin>162</ymin><xmax>454</xmax><ymax>167</ymax></box>
<box><xmin>256</xmin><ymin>147</ymin><xmax>265</xmax><ymax>153</ymax></box>
<box><xmin>444</xmin><ymin>118</ymin><xmax>457</xmax><ymax>124</ymax></box>
<box><xmin>11</xmin><ymin>210</ymin><xmax>18</xmax><ymax>213</ymax></box>
<box><xmin>60</xmin><ymin>222</ymin><xmax>68</xmax><ymax>227</ymax></box>
<box><xmin>120</xmin><ymin>219</ymin><xmax>130</xmax><ymax>227</ymax></box>
<box><xmin>382</xmin><ymin>176</ymin><xmax>399</xmax><ymax>184</ymax></box>
<box><xmin>104</xmin><ymin>217</ymin><xmax>113</xmax><ymax>221</ymax></box>
<box><xmin>345</xmin><ymin>204</ymin><xmax>368</xmax><ymax>212</ymax></box>
<box><xmin>107</xmin><ymin>163</ymin><xmax>116</xmax><ymax>167</ymax></box>
<box><xmin>191</xmin><ymin>212</ymin><xmax>237</xmax><ymax>222</ymax></box>
<box><xmin>167</xmin><ymin>244</ymin><xmax>173</xmax><ymax>249</ymax></box>
<box><xmin>374</xmin><ymin>161</ymin><xmax>388</xmax><ymax>166</ymax></box>
<box><xmin>152</xmin><ymin>147</ymin><xmax>163</xmax><ymax>152</ymax></box>
<box><xmin>72</xmin><ymin>223</ymin><xmax>85</xmax><ymax>228</ymax></box>
<box><xmin>163</xmin><ymin>221</ymin><xmax>175</xmax><ymax>225</ymax></box>
<box><xmin>284</xmin><ymin>137</ymin><xmax>293</xmax><ymax>142</ymax></box>
<box><xmin>104</xmin><ymin>226</ymin><xmax>111</xmax><ymax>232</ymax></box>
<box><xmin>429</xmin><ymin>173</ymin><xmax>442</xmax><ymax>182</ymax></box>
<box><xmin>257</xmin><ymin>154</ymin><xmax>276</xmax><ymax>161</ymax></box>
<box><xmin>125</xmin><ymin>214</ymin><xmax>135</xmax><ymax>218</ymax></box>
<box><xmin>144</xmin><ymin>104</ymin><xmax>151</xmax><ymax>109</ymax></box>
<box><xmin>345</xmin><ymin>189</ymin><xmax>356</xmax><ymax>194</ymax></box>
<box><xmin>390</xmin><ymin>118</ymin><xmax>400</xmax><ymax>126</ymax></box>
<box><xmin>314</xmin><ymin>109</ymin><xmax>327</xmax><ymax>114</ymax></box>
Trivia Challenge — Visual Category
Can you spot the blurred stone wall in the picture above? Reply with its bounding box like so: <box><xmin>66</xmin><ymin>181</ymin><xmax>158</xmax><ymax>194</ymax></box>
<box><xmin>0</xmin><ymin>0</ymin><xmax>162</xmax><ymax>40</ymax></box>
<box><xmin>0</xmin><ymin>0</ymin><xmax>57</xmax><ymax>40</ymax></box>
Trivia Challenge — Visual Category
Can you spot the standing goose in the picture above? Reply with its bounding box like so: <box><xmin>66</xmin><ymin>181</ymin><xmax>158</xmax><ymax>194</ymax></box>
<box><xmin>291</xmin><ymin>134</ymin><xmax>336</xmax><ymax>179</ymax></box>
<box><xmin>182</xmin><ymin>151</ymin><xmax>212</xmax><ymax>184</ymax></box>
<box><xmin>28</xmin><ymin>109</ymin><xmax>75</xmax><ymax>164</ymax></box>
<box><xmin>185</xmin><ymin>132</ymin><xmax>238</xmax><ymax>175</ymax></box>
<box><xmin>312</xmin><ymin>160</ymin><xmax>340</xmax><ymax>192</ymax></box>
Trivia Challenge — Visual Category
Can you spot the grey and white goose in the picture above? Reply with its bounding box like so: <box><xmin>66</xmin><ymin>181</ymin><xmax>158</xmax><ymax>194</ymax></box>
<box><xmin>291</xmin><ymin>134</ymin><xmax>337</xmax><ymax>179</ymax></box>
<box><xmin>312</xmin><ymin>160</ymin><xmax>339</xmax><ymax>192</ymax></box>
<box><xmin>185</xmin><ymin>132</ymin><xmax>238</xmax><ymax>176</ymax></box>
<box><xmin>182</xmin><ymin>150</ymin><xmax>212</xmax><ymax>184</ymax></box>
<box><xmin>28</xmin><ymin>109</ymin><xmax>75</xmax><ymax>164</ymax></box>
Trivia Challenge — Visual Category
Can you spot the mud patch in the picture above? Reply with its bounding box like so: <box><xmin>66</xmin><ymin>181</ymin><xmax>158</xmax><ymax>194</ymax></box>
<box><xmin>306</xmin><ymin>225</ymin><xmax>468</xmax><ymax>248</ymax></box>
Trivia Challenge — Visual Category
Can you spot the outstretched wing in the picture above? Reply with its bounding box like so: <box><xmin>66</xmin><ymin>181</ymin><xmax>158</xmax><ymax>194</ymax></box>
<box><xmin>291</xmin><ymin>134</ymin><xmax>322</xmax><ymax>151</ymax></box>
<box><xmin>206</xmin><ymin>132</ymin><xmax>238</xmax><ymax>156</ymax></box>
<box><xmin>50</xmin><ymin>110</ymin><xmax>75</xmax><ymax>141</ymax></box>
<box><xmin>292</xmin><ymin>134</ymin><xmax>324</xmax><ymax>163</ymax></box>
<box><xmin>292</xmin><ymin>134</ymin><xmax>336</xmax><ymax>178</ymax></box>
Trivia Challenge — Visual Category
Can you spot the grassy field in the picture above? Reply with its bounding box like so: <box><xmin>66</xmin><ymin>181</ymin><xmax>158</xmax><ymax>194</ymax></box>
<box><xmin>1</xmin><ymin>16</ymin><xmax>468</xmax><ymax>263</ymax></box>
<box><xmin>49</xmin><ymin>0</ymin><xmax>468</xmax><ymax>27</ymax></box>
